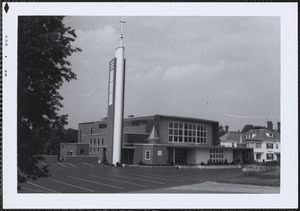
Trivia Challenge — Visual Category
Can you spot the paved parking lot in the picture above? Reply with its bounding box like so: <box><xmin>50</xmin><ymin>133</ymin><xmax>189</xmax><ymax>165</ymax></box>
<box><xmin>19</xmin><ymin>161</ymin><xmax>245</xmax><ymax>193</ymax></box>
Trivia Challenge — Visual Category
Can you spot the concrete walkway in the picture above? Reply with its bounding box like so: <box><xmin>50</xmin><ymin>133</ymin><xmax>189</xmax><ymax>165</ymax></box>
<box><xmin>130</xmin><ymin>181</ymin><xmax>280</xmax><ymax>193</ymax></box>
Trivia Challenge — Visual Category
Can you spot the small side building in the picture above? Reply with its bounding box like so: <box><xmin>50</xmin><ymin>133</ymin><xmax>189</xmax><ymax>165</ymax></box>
<box><xmin>220</xmin><ymin>132</ymin><xmax>242</xmax><ymax>148</ymax></box>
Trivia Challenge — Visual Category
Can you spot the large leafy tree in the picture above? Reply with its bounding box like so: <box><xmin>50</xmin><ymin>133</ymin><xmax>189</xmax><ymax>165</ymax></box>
<box><xmin>241</xmin><ymin>124</ymin><xmax>267</xmax><ymax>133</ymax></box>
<box><xmin>18</xmin><ymin>16</ymin><xmax>81</xmax><ymax>184</ymax></box>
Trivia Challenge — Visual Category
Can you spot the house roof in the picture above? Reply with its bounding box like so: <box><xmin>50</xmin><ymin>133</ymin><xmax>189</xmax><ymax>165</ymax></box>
<box><xmin>244</xmin><ymin>128</ymin><xmax>280</xmax><ymax>141</ymax></box>
<box><xmin>220</xmin><ymin>132</ymin><xmax>241</xmax><ymax>142</ymax></box>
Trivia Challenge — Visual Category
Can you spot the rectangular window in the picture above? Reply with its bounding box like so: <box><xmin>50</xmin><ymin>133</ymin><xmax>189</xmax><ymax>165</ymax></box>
<box><xmin>184</xmin><ymin>137</ymin><xmax>188</xmax><ymax>142</ymax></box>
<box><xmin>267</xmin><ymin>153</ymin><xmax>274</xmax><ymax>160</ymax></box>
<box><xmin>256</xmin><ymin>153</ymin><xmax>261</xmax><ymax>159</ymax></box>
<box><xmin>179</xmin><ymin>137</ymin><xmax>183</xmax><ymax>142</ymax></box>
<box><xmin>266</xmin><ymin>143</ymin><xmax>273</xmax><ymax>149</ymax></box>
<box><xmin>179</xmin><ymin>130</ymin><xmax>183</xmax><ymax>136</ymax></box>
<box><xmin>174</xmin><ymin>122</ymin><xmax>178</xmax><ymax>128</ymax></box>
<box><xmin>157</xmin><ymin>150</ymin><xmax>162</xmax><ymax>156</ymax></box>
<box><xmin>145</xmin><ymin>150</ymin><xmax>151</xmax><ymax>160</ymax></box>
<box><xmin>99</xmin><ymin>124</ymin><xmax>107</xmax><ymax>128</ymax></box>
<box><xmin>255</xmin><ymin>143</ymin><xmax>262</xmax><ymax>148</ymax></box>
<box><xmin>174</xmin><ymin>130</ymin><xmax>178</xmax><ymax>135</ymax></box>
<box><xmin>174</xmin><ymin>136</ymin><xmax>178</xmax><ymax>142</ymax></box>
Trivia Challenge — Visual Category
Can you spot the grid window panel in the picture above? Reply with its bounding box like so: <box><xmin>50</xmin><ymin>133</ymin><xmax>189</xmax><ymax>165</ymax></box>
<box><xmin>168</xmin><ymin>121</ymin><xmax>207</xmax><ymax>144</ymax></box>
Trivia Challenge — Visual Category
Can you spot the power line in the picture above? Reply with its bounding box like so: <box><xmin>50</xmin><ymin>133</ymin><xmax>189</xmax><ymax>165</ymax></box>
<box><xmin>224</xmin><ymin>114</ymin><xmax>280</xmax><ymax>119</ymax></box>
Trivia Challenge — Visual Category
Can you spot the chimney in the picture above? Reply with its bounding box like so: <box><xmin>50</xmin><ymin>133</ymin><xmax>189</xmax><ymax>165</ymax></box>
<box><xmin>277</xmin><ymin>122</ymin><xmax>280</xmax><ymax>133</ymax></box>
<box><xmin>225</xmin><ymin>125</ymin><xmax>229</xmax><ymax>134</ymax></box>
<box><xmin>267</xmin><ymin>121</ymin><xmax>273</xmax><ymax>130</ymax></box>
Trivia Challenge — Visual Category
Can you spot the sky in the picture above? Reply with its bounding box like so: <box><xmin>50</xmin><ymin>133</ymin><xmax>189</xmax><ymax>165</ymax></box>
<box><xmin>59</xmin><ymin>16</ymin><xmax>280</xmax><ymax>131</ymax></box>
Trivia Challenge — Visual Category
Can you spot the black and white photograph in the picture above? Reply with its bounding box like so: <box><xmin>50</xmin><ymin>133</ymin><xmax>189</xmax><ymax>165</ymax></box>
<box><xmin>2</xmin><ymin>2</ymin><xmax>298</xmax><ymax>209</ymax></box>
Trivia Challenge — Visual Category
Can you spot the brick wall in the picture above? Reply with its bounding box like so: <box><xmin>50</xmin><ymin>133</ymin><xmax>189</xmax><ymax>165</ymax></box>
<box><xmin>133</xmin><ymin>145</ymin><xmax>144</xmax><ymax>165</ymax></box>
<box><xmin>151</xmin><ymin>145</ymin><xmax>168</xmax><ymax>165</ymax></box>
<box><xmin>133</xmin><ymin>144</ymin><xmax>169</xmax><ymax>165</ymax></box>
<box><xmin>63</xmin><ymin>156</ymin><xmax>99</xmax><ymax>163</ymax></box>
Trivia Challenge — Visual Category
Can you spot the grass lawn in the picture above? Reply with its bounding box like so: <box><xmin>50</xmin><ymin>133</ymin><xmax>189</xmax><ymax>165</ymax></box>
<box><xmin>217</xmin><ymin>167</ymin><xmax>280</xmax><ymax>187</ymax></box>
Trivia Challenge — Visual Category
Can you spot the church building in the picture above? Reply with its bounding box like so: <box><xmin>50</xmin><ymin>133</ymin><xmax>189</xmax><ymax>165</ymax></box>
<box><xmin>59</xmin><ymin>20</ymin><xmax>253</xmax><ymax>165</ymax></box>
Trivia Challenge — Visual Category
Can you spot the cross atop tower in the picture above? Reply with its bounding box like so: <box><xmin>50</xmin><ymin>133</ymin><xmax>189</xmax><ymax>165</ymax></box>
<box><xmin>119</xmin><ymin>17</ymin><xmax>126</xmax><ymax>47</ymax></box>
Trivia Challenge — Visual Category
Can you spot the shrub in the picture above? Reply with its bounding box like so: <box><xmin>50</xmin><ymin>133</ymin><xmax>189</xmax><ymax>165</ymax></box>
<box><xmin>266</xmin><ymin>160</ymin><xmax>279</xmax><ymax>166</ymax></box>
<box><xmin>167</xmin><ymin>160</ymin><xmax>175</xmax><ymax>166</ymax></box>
<box><xmin>200</xmin><ymin>162</ymin><xmax>205</xmax><ymax>166</ymax></box>
<box><xmin>101</xmin><ymin>160</ymin><xmax>110</xmax><ymax>165</ymax></box>
<box><xmin>224</xmin><ymin>159</ymin><xmax>228</xmax><ymax>165</ymax></box>
<box><xmin>116</xmin><ymin>162</ymin><xmax>121</xmax><ymax>167</ymax></box>
<box><xmin>139</xmin><ymin>161</ymin><xmax>146</xmax><ymax>165</ymax></box>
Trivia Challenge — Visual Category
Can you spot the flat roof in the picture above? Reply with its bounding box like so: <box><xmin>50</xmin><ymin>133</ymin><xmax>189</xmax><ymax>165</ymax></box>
<box><xmin>157</xmin><ymin>114</ymin><xmax>219</xmax><ymax>124</ymax></box>
<box><xmin>79</xmin><ymin>114</ymin><xmax>218</xmax><ymax>125</ymax></box>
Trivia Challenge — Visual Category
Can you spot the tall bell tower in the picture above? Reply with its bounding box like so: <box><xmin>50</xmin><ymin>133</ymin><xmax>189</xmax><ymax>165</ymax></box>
<box><xmin>106</xmin><ymin>18</ymin><xmax>126</xmax><ymax>165</ymax></box>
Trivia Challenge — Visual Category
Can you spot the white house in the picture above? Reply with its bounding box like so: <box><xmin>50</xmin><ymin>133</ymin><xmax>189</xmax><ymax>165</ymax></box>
<box><xmin>244</xmin><ymin>128</ymin><xmax>280</xmax><ymax>162</ymax></box>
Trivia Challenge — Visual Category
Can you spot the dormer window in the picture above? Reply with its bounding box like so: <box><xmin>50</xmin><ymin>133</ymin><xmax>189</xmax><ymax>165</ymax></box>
<box><xmin>246</xmin><ymin>134</ymin><xmax>256</xmax><ymax>138</ymax></box>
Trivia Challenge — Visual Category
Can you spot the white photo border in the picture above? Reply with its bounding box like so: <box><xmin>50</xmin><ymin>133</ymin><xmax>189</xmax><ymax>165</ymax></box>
<box><xmin>2</xmin><ymin>2</ymin><xmax>298</xmax><ymax>209</ymax></box>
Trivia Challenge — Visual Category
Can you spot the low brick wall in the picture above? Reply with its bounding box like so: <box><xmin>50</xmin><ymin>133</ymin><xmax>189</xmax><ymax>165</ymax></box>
<box><xmin>62</xmin><ymin>156</ymin><xmax>98</xmax><ymax>163</ymax></box>
<box><xmin>177</xmin><ymin>165</ymin><xmax>241</xmax><ymax>169</ymax></box>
